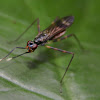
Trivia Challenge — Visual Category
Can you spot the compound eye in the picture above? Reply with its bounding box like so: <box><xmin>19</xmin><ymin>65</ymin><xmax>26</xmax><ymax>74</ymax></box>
<box><xmin>29</xmin><ymin>42</ymin><xmax>33</xmax><ymax>45</ymax></box>
<box><xmin>28</xmin><ymin>42</ymin><xmax>34</xmax><ymax>47</ymax></box>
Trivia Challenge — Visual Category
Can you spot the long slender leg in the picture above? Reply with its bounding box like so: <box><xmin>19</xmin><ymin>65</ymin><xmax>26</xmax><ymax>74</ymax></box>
<box><xmin>0</xmin><ymin>47</ymin><xmax>26</xmax><ymax>61</ymax></box>
<box><xmin>48</xmin><ymin>34</ymin><xmax>84</xmax><ymax>49</ymax></box>
<box><xmin>37</xmin><ymin>18</ymin><xmax>41</xmax><ymax>34</ymax></box>
<box><xmin>6</xmin><ymin>52</ymin><xmax>30</xmax><ymax>61</ymax></box>
<box><xmin>13</xmin><ymin>18</ymin><xmax>40</xmax><ymax>42</ymax></box>
<box><xmin>45</xmin><ymin>45</ymin><xmax>74</xmax><ymax>93</ymax></box>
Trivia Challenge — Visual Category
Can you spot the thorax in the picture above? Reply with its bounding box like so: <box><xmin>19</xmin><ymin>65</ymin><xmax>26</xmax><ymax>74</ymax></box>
<box><xmin>34</xmin><ymin>32</ymin><xmax>48</xmax><ymax>45</ymax></box>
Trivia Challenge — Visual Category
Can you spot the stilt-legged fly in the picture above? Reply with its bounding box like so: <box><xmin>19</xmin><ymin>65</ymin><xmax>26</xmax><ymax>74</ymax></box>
<box><xmin>0</xmin><ymin>16</ymin><xmax>83</xmax><ymax>92</ymax></box>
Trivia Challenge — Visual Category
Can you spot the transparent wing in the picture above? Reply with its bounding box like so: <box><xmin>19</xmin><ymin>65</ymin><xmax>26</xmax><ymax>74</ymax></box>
<box><xmin>43</xmin><ymin>16</ymin><xmax>74</xmax><ymax>41</ymax></box>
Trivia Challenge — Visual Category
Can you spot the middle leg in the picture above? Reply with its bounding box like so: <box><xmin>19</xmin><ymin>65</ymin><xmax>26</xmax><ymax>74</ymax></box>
<box><xmin>13</xmin><ymin>18</ymin><xmax>41</xmax><ymax>42</ymax></box>
<box><xmin>45</xmin><ymin>45</ymin><xmax>74</xmax><ymax>93</ymax></box>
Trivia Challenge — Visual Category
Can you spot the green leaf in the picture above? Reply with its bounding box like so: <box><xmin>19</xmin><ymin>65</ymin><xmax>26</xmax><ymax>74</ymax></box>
<box><xmin>0</xmin><ymin>0</ymin><xmax>100</xmax><ymax>100</ymax></box>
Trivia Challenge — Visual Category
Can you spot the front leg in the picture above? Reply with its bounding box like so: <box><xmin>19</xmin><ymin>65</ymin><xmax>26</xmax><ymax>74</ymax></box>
<box><xmin>0</xmin><ymin>47</ymin><xmax>28</xmax><ymax>61</ymax></box>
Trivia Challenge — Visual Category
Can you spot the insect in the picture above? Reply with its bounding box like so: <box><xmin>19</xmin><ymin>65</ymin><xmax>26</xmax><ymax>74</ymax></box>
<box><xmin>0</xmin><ymin>16</ymin><xmax>83</xmax><ymax>92</ymax></box>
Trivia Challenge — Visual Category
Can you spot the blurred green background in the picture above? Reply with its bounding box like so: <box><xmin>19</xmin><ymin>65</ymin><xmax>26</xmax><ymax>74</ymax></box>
<box><xmin>0</xmin><ymin>0</ymin><xmax>100</xmax><ymax>100</ymax></box>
